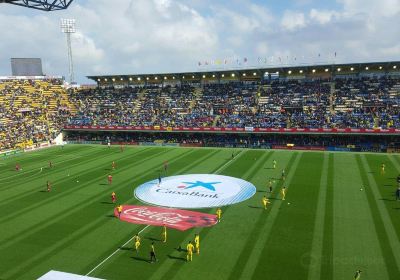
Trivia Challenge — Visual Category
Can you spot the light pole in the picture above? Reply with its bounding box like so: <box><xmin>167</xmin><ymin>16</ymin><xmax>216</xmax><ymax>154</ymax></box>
<box><xmin>60</xmin><ymin>18</ymin><xmax>76</xmax><ymax>84</ymax></box>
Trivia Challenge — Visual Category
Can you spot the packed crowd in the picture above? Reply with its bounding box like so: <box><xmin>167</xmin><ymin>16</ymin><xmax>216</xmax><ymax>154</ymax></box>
<box><xmin>68</xmin><ymin>77</ymin><xmax>400</xmax><ymax>129</ymax></box>
<box><xmin>2</xmin><ymin>76</ymin><xmax>399</xmax><ymax>151</ymax></box>
<box><xmin>0</xmin><ymin>79</ymin><xmax>73</xmax><ymax>150</ymax></box>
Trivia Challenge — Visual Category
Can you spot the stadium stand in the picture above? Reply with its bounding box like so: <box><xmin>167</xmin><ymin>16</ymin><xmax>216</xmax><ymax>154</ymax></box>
<box><xmin>0</xmin><ymin>78</ymin><xmax>74</xmax><ymax>150</ymax></box>
<box><xmin>2</xmin><ymin>65</ymin><xmax>400</xmax><ymax>152</ymax></box>
<box><xmin>68</xmin><ymin>77</ymin><xmax>400</xmax><ymax>130</ymax></box>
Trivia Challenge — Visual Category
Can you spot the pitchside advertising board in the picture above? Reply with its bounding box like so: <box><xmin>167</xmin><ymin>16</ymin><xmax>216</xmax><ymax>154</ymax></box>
<box><xmin>134</xmin><ymin>174</ymin><xmax>257</xmax><ymax>209</ymax></box>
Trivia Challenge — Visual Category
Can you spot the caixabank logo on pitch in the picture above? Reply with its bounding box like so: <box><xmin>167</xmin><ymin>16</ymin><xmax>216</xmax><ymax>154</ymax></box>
<box><xmin>134</xmin><ymin>174</ymin><xmax>256</xmax><ymax>208</ymax></box>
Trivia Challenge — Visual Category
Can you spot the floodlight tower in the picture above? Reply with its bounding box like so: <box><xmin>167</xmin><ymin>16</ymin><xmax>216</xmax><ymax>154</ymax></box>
<box><xmin>60</xmin><ymin>18</ymin><xmax>76</xmax><ymax>84</ymax></box>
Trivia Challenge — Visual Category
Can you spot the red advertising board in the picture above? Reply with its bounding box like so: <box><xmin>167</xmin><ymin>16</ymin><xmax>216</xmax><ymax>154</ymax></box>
<box><xmin>114</xmin><ymin>205</ymin><xmax>218</xmax><ymax>231</ymax></box>
<box><xmin>64</xmin><ymin>125</ymin><xmax>400</xmax><ymax>135</ymax></box>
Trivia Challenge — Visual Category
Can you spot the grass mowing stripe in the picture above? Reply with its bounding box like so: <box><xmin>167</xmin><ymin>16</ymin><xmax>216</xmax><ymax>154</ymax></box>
<box><xmin>0</xmin><ymin>148</ymin><xmax>188</xmax><ymax>250</ymax></box>
<box><xmin>332</xmin><ymin>154</ymin><xmax>388</xmax><ymax>280</ymax></box>
<box><xmin>244</xmin><ymin>152</ymin><xmax>322</xmax><ymax>280</ymax></box>
<box><xmin>356</xmin><ymin>155</ymin><xmax>400</xmax><ymax>279</ymax></box>
<box><xmin>307</xmin><ymin>153</ymin><xmax>329</xmax><ymax>280</ymax></box>
<box><xmin>237</xmin><ymin>152</ymin><xmax>300</xmax><ymax>278</ymax></box>
<box><xmin>221</xmin><ymin>151</ymin><xmax>295</xmax><ymax>280</ymax></box>
<box><xmin>0</xmin><ymin>147</ymin><xmax>160</xmax><ymax>223</ymax></box>
<box><xmin>0</xmin><ymin>146</ymin><xmax>149</xmax><ymax>201</ymax></box>
<box><xmin>157</xmin><ymin>151</ymin><xmax>274</xmax><ymax>280</ymax></box>
<box><xmin>0</xmin><ymin>145</ymin><xmax>93</xmax><ymax>182</ymax></box>
<box><xmin>2</xmin><ymin>148</ymin><xmax>202</xmax><ymax>279</ymax></box>
<box><xmin>86</xmin><ymin>225</ymin><xmax>151</xmax><ymax>276</ymax></box>
<box><xmin>360</xmin><ymin>155</ymin><xmax>400</xmax><ymax>271</ymax></box>
<box><xmin>85</xmin><ymin>149</ymin><xmax>224</xmax><ymax>277</ymax></box>
<box><xmin>320</xmin><ymin>153</ymin><xmax>334</xmax><ymax>280</ymax></box>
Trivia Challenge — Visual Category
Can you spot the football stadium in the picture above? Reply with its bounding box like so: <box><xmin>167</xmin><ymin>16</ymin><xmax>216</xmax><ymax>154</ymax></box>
<box><xmin>1</xmin><ymin>1</ymin><xmax>400</xmax><ymax>280</ymax></box>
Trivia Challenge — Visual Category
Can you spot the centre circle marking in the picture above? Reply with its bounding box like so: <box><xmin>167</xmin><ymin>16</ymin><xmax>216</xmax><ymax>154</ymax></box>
<box><xmin>134</xmin><ymin>174</ymin><xmax>256</xmax><ymax>209</ymax></box>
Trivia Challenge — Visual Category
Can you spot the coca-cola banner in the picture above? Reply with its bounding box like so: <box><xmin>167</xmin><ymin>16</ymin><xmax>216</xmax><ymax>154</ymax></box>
<box><xmin>114</xmin><ymin>205</ymin><xmax>218</xmax><ymax>231</ymax></box>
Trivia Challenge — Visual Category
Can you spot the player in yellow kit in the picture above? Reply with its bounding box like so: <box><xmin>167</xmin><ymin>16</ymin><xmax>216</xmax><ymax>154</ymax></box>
<box><xmin>381</xmin><ymin>163</ymin><xmax>385</xmax><ymax>175</ymax></box>
<box><xmin>133</xmin><ymin>234</ymin><xmax>141</xmax><ymax>252</ymax></box>
<box><xmin>273</xmin><ymin>159</ymin><xmax>277</xmax><ymax>169</ymax></box>
<box><xmin>216</xmin><ymin>208</ymin><xmax>222</xmax><ymax>222</ymax></box>
<box><xmin>161</xmin><ymin>224</ymin><xmax>167</xmax><ymax>243</ymax></box>
<box><xmin>186</xmin><ymin>241</ymin><xmax>194</xmax><ymax>262</ymax></box>
<box><xmin>194</xmin><ymin>234</ymin><xmax>200</xmax><ymax>254</ymax></box>
<box><xmin>262</xmin><ymin>195</ymin><xmax>270</xmax><ymax>210</ymax></box>
<box><xmin>281</xmin><ymin>186</ymin><xmax>286</xmax><ymax>201</ymax></box>
<box><xmin>117</xmin><ymin>205</ymin><xmax>123</xmax><ymax>218</ymax></box>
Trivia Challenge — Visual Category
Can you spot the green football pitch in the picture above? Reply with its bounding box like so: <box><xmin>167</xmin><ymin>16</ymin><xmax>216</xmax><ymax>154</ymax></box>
<box><xmin>1</xmin><ymin>145</ymin><xmax>400</xmax><ymax>280</ymax></box>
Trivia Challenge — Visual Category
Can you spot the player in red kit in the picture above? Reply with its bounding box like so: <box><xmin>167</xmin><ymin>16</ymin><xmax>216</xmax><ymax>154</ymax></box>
<box><xmin>108</xmin><ymin>174</ymin><xmax>113</xmax><ymax>185</ymax></box>
<box><xmin>15</xmin><ymin>163</ymin><xmax>20</xmax><ymax>171</ymax></box>
<box><xmin>111</xmin><ymin>192</ymin><xmax>116</xmax><ymax>203</ymax></box>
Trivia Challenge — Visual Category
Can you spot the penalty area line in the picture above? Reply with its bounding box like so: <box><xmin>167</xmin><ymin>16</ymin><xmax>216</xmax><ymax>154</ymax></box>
<box><xmin>86</xmin><ymin>225</ymin><xmax>150</xmax><ymax>276</ymax></box>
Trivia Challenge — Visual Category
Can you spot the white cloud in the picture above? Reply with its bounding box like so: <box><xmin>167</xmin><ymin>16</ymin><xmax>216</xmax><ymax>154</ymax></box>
<box><xmin>309</xmin><ymin>9</ymin><xmax>340</xmax><ymax>24</ymax></box>
<box><xmin>281</xmin><ymin>11</ymin><xmax>306</xmax><ymax>31</ymax></box>
<box><xmin>0</xmin><ymin>0</ymin><xmax>399</xmax><ymax>83</ymax></box>
<box><xmin>338</xmin><ymin>0</ymin><xmax>400</xmax><ymax>17</ymax></box>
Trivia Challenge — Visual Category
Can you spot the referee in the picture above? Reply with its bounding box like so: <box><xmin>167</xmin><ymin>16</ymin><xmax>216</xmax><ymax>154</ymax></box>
<box><xmin>150</xmin><ymin>242</ymin><xmax>157</xmax><ymax>263</ymax></box>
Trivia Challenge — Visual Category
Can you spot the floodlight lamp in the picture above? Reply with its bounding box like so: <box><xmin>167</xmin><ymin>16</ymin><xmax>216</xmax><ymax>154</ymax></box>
<box><xmin>288</xmin><ymin>70</ymin><xmax>292</xmax><ymax>74</ymax></box>
<box><xmin>393</xmin><ymin>65</ymin><xmax>397</xmax><ymax>69</ymax></box>
<box><xmin>365</xmin><ymin>67</ymin><xmax>369</xmax><ymax>70</ymax></box>
<box><xmin>325</xmin><ymin>69</ymin><xmax>329</xmax><ymax>72</ymax></box>
<box><xmin>299</xmin><ymin>70</ymin><xmax>303</xmax><ymax>74</ymax></box>
<box><xmin>60</xmin><ymin>18</ymin><xmax>76</xmax><ymax>33</ymax></box>
<box><xmin>350</xmin><ymin>67</ymin><xmax>354</xmax><ymax>71</ymax></box>
<box><xmin>253</xmin><ymin>72</ymin><xmax>257</xmax><ymax>76</ymax></box>
<box><xmin>312</xmin><ymin>69</ymin><xmax>316</xmax><ymax>73</ymax></box>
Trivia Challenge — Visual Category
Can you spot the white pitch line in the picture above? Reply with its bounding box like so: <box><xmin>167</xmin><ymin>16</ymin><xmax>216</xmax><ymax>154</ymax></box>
<box><xmin>214</xmin><ymin>150</ymin><xmax>245</xmax><ymax>174</ymax></box>
<box><xmin>86</xmin><ymin>225</ymin><xmax>150</xmax><ymax>276</ymax></box>
<box><xmin>85</xmin><ymin>149</ymin><xmax>246</xmax><ymax>276</ymax></box>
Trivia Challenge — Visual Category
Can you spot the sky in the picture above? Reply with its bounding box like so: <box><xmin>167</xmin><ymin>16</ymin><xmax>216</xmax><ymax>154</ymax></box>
<box><xmin>0</xmin><ymin>0</ymin><xmax>399</xmax><ymax>83</ymax></box>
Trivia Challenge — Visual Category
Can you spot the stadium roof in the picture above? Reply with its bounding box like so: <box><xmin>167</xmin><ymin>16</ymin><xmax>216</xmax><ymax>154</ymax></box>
<box><xmin>88</xmin><ymin>61</ymin><xmax>400</xmax><ymax>85</ymax></box>
<box><xmin>2</xmin><ymin>0</ymin><xmax>74</xmax><ymax>11</ymax></box>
